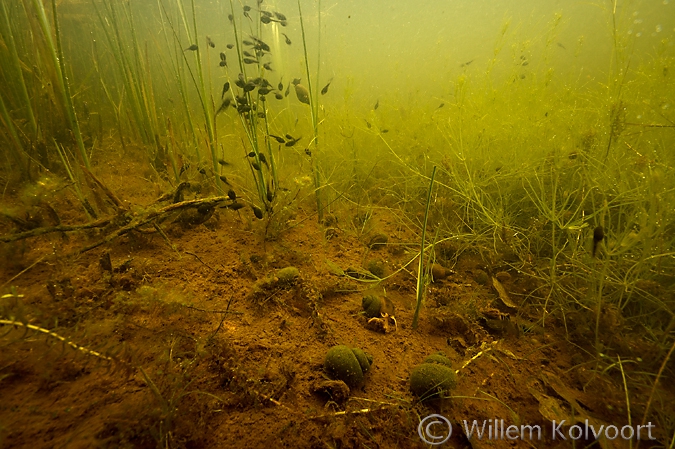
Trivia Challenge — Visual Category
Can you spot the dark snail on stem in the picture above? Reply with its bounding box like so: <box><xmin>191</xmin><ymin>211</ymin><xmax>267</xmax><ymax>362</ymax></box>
<box><xmin>592</xmin><ymin>226</ymin><xmax>604</xmax><ymax>257</ymax></box>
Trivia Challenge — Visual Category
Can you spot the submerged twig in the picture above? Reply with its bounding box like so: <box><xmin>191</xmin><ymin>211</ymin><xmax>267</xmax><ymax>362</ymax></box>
<box><xmin>0</xmin><ymin>255</ymin><xmax>47</xmax><ymax>289</ymax></box>
<box><xmin>0</xmin><ymin>218</ymin><xmax>112</xmax><ymax>243</ymax></box>
<box><xmin>0</xmin><ymin>318</ymin><xmax>134</xmax><ymax>376</ymax></box>
<box><xmin>181</xmin><ymin>303</ymin><xmax>242</xmax><ymax>315</ymax></box>
<box><xmin>185</xmin><ymin>251</ymin><xmax>218</xmax><ymax>273</ymax></box>
<box><xmin>72</xmin><ymin>196</ymin><xmax>229</xmax><ymax>255</ymax></box>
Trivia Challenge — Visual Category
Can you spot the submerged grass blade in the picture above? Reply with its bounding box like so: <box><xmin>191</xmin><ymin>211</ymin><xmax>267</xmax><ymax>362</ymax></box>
<box><xmin>412</xmin><ymin>166</ymin><xmax>437</xmax><ymax>330</ymax></box>
<box><xmin>158</xmin><ymin>0</ymin><xmax>200</xmax><ymax>161</ymax></box>
<box><xmin>298</xmin><ymin>0</ymin><xmax>324</xmax><ymax>221</ymax></box>
<box><xmin>31</xmin><ymin>0</ymin><xmax>89</xmax><ymax>169</ymax></box>
<box><xmin>163</xmin><ymin>0</ymin><xmax>219</xmax><ymax>186</ymax></box>
<box><xmin>186</xmin><ymin>0</ymin><xmax>218</xmax><ymax>183</ymax></box>
<box><xmin>222</xmin><ymin>0</ymin><xmax>273</xmax><ymax>208</ymax></box>
<box><xmin>0</xmin><ymin>93</ymin><xmax>27</xmax><ymax>170</ymax></box>
<box><xmin>0</xmin><ymin>1</ymin><xmax>37</xmax><ymax>139</ymax></box>
<box><xmin>54</xmin><ymin>140</ymin><xmax>93</xmax><ymax>218</ymax></box>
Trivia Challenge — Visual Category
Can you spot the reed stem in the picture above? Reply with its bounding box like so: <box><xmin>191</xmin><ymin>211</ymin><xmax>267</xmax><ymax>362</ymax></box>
<box><xmin>1</xmin><ymin>1</ymin><xmax>37</xmax><ymax>138</ymax></box>
<box><xmin>298</xmin><ymin>0</ymin><xmax>323</xmax><ymax>221</ymax></box>
<box><xmin>0</xmin><ymin>93</ymin><xmax>27</xmax><ymax>170</ymax></box>
<box><xmin>186</xmin><ymin>0</ymin><xmax>219</xmax><ymax>186</ymax></box>
<box><xmin>157</xmin><ymin>0</ymin><xmax>200</xmax><ymax>161</ymax></box>
<box><xmin>222</xmin><ymin>0</ymin><xmax>274</xmax><ymax>210</ymax></box>
<box><xmin>412</xmin><ymin>166</ymin><xmax>437</xmax><ymax>330</ymax></box>
<box><xmin>31</xmin><ymin>0</ymin><xmax>89</xmax><ymax>169</ymax></box>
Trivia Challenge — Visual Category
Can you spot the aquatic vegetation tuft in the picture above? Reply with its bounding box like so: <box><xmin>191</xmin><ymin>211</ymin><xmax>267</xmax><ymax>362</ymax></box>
<box><xmin>0</xmin><ymin>0</ymin><xmax>674</xmax><ymax>444</ymax></box>
<box><xmin>0</xmin><ymin>0</ymin><xmax>89</xmax><ymax>176</ymax></box>
<box><xmin>93</xmin><ymin>0</ymin><xmax>163</xmax><ymax>161</ymax></box>
<box><xmin>297</xmin><ymin>0</ymin><xmax>324</xmax><ymax>221</ymax></box>
<box><xmin>412</xmin><ymin>166</ymin><xmax>436</xmax><ymax>330</ymax></box>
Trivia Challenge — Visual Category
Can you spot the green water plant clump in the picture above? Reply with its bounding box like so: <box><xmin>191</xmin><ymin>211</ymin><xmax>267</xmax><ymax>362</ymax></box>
<box><xmin>324</xmin><ymin>345</ymin><xmax>373</xmax><ymax>388</ymax></box>
<box><xmin>410</xmin><ymin>351</ymin><xmax>456</xmax><ymax>400</ymax></box>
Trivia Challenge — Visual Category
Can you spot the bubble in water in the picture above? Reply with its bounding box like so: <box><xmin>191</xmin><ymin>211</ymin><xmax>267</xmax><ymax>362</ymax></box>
<box><xmin>664</xmin><ymin>0</ymin><xmax>669</xmax><ymax>5</ymax></box>
<box><xmin>634</xmin><ymin>19</ymin><xmax>643</xmax><ymax>24</ymax></box>
<box><xmin>628</xmin><ymin>29</ymin><xmax>633</xmax><ymax>35</ymax></box>
<box><xmin>637</xmin><ymin>115</ymin><xmax>642</xmax><ymax>119</ymax></box>
<box><xmin>656</xmin><ymin>24</ymin><xmax>662</xmax><ymax>32</ymax></box>
<box><xmin>663</xmin><ymin>103</ymin><xmax>670</xmax><ymax>110</ymax></box>
<box><xmin>636</xmin><ymin>32</ymin><xmax>642</xmax><ymax>37</ymax></box>
<box><xmin>632</xmin><ymin>10</ymin><xmax>639</xmax><ymax>16</ymax></box>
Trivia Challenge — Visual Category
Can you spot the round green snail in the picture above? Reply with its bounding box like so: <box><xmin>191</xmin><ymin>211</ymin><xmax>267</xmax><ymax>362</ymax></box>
<box><xmin>362</xmin><ymin>295</ymin><xmax>398</xmax><ymax>332</ymax></box>
<box><xmin>324</xmin><ymin>345</ymin><xmax>373</xmax><ymax>388</ymax></box>
<box><xmin>362</xmin><ymin>295</ymin><xmax>396</xmax><ymax>318</ymax></box>
<box><xmin>409</xmin><ymin>351</ymin><xmax>457</xmax><ymax>400</ymax></box>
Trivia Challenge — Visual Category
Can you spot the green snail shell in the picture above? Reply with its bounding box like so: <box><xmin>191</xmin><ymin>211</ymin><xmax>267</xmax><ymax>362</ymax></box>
<box><xmin>422</xmin><ymin>351</ymin><xmax>453</xmax><ymax>368</ymax></box>
<box><xmin>324</xmin><ymin>345</ymin><xmax>373</xmax><ymax>388</ymax></box>
<box><xmin>362</xmin><ymin>295</ymin><xmax>382</xmax><ymax>318</ymax></box>
<box><xmin>410</xmin><ymin>352</ymin><xmax>456</xmax><ymax>400</ymax></box>
<box><xmin>362</xmin><ymin>295</ymin><xmax>395</xmax><ymax>319</ymax></box>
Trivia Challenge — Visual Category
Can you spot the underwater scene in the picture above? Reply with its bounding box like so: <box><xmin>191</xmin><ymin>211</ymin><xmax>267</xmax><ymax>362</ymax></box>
<box><xmin>1</xmin><ymin>0</ymin><xmax>675</xmax><ymax>447</ymax></box>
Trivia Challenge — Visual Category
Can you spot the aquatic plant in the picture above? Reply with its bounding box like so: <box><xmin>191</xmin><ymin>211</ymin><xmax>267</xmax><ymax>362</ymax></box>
<box><xmin>0</xmin><ymin>0</ymin><xmax>89</xmax><ymax>176</ymax></box>
<box><xmin>0</xmin><ymin>86</ymin><xmax>27</xmax><ymax>176</ymax></box>
<box><xmin>222</xmin><ymin>0</ymin><xmax>278</xmax><ymax>211</ymax></box>
<box><xmin>1</xmin><ymin>0</ymin><xmax>673</xmax><ymax>445</ymax></box>
<box><xmin>94</xmin><ymin>0</ymin><xmax>167</xmax><ymax>165</ymax></box>
<box><xmin>297</xmin><ymin>0</ymin><xmax>324</xmax><ymax>221</ymax></box>
<box><xmin>412</xmin><ymin>166</ymin><xmax>436</xmax><ymax>330</ymax></box>
<box><xmin>54</xmin><ymin>140</ymin><xmax>96</xmax><ymax>218</ymax></box>
<box><xmin>0</xmin><ymin>2</ymin><xmax>34</xmax><ymax>175</ymax></box>
<box><xmin>33</xmin><ymin>0</ymin><xmax>89</xmax><ymax>169</ymax></box>
<box><xmin>521</xmin><ymin>161</ymin><xmax>599</xmax><ymax>324</ymax></box>
<box><xmin>177</xmin><ymin>0</ymin><xmax>219</xmax><ymax>181</ymax></box>
<box><xmin>603</xmin><ymin>0</ymin><xmax>635</xmax><ymax>163</ymax></box>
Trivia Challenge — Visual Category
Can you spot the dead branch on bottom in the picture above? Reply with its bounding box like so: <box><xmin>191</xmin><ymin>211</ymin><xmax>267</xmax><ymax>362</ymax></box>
<box><xmin>0</xmin><ymin>195</ymin><xmax>230</xmax><ymax>254</ymax></box>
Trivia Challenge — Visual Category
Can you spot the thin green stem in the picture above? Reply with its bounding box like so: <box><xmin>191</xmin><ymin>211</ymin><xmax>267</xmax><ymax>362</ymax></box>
<box><xmin>412</xmin><ymin>166</ymin><xmax>437</xmax><ymax>329</ymax></box>
<box><xmin>0</xmin><ymin>93</ymin><xmax>26</xmax><ymax>168</ymax></box>
<box><xmin>0</xmin><ymin>1</ymin><xmax>37</xmax><ymax>138</ymax></box>
<box><xmin>157</xmin><ymin>0</ymin><xmax>200</xmax><ymax>160</ymax></box>
<box><xmin>187</xmin><ymin>0</ymin><xmax>218</xmax><ymax>186</ymax></box>
<box><xmin>32</xmin><ymin>0</ymin><xmax>89</xmax><ymax>168</ymax></box>
<box><xmin>298</xmin><ymin>0</ymin><xmax>323</xmax><ymax>220</ymax></box>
